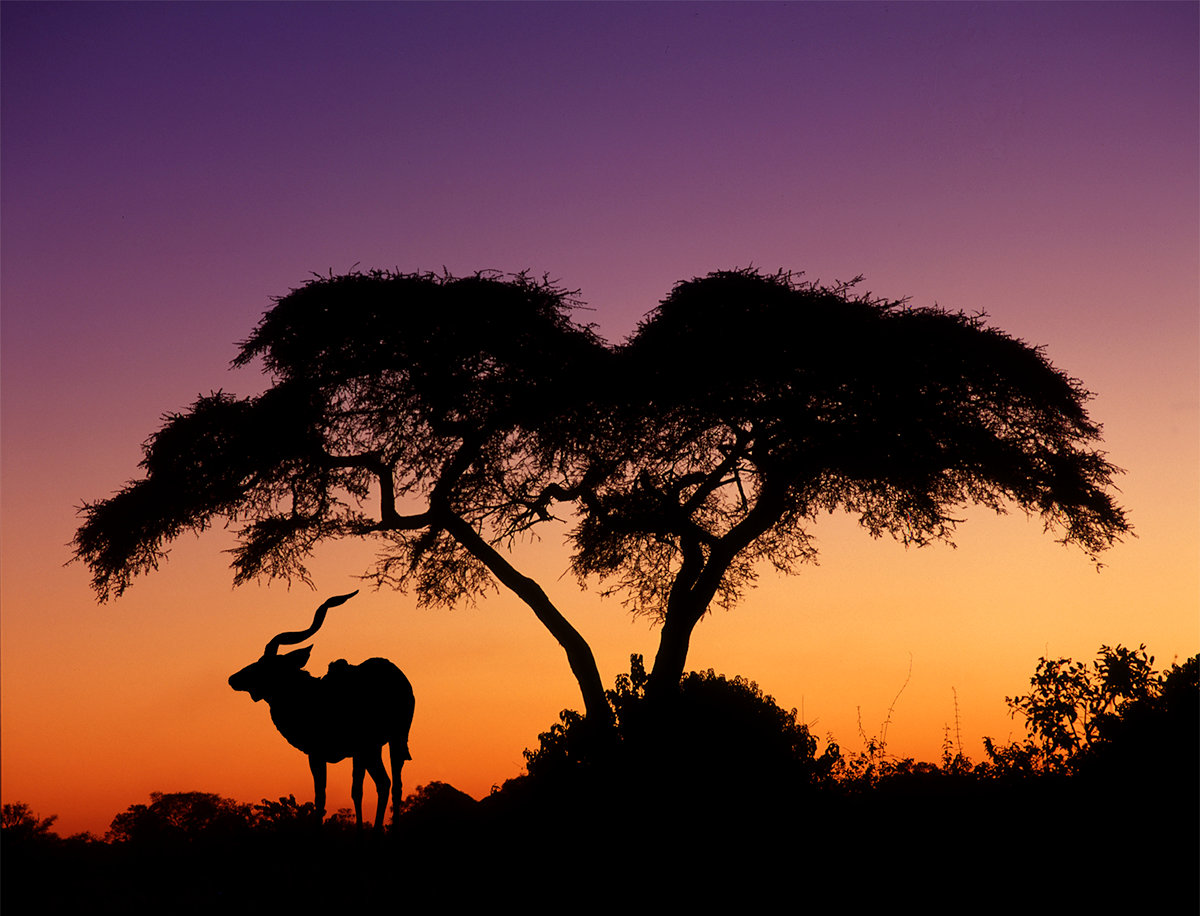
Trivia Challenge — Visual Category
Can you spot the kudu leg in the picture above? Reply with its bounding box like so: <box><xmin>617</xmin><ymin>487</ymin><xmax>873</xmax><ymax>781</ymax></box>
<box><xmin>365</xmin><ymin>751</ymin><xmax>391</xmax><ymax>831</ymax></box>
<box><xmin>309</xmin><ymin>755</ymin><xmax>327</xmax><ymax>822</ymax></box>
<box><xmin>351</xmin><ymin>758</ymin><xmax>367</xmax><ymax>828</ymax></box>
<box><xmin>388</xmin><ymin>742</ymin><xmax>406</xmax><ymax>825</ymax></box>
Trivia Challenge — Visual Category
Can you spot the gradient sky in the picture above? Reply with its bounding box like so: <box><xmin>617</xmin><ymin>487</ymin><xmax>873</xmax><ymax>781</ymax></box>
<box><xmin>2</xmin><ymin>2</ymin><xmax>1196</xmax><ymax>837</ymax></box>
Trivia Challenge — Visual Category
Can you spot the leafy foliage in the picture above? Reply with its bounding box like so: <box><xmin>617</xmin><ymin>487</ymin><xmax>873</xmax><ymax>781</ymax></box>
<box><xmin>75</xmin><ymin>270</ymin><xmax>602</xmax><ymax>602</ymax></box>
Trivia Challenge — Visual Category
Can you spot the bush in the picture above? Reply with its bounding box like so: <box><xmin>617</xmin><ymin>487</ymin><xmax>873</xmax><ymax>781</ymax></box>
<box><xmin>1080</xmin><ymin>654</ymin><xmax>1198</xmax><ymax>785</ymax></box>
<box><xmin>523</xmin><ymin>655</ymin><xmax>840</xmax><ymax>804</ymax></box>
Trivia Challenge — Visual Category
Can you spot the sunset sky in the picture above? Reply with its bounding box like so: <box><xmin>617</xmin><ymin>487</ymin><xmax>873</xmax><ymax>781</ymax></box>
<box><xmin>2</xmin><ymin>2</ymin><xmax>1196</xmax><ymax>837</ymax></box>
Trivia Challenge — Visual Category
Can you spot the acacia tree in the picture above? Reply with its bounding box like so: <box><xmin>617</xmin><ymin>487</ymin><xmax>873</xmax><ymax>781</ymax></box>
<box><xmin>75</xmin><ymin>267</ymin><xmax>1129</xmax><ymax>719</ymax></box>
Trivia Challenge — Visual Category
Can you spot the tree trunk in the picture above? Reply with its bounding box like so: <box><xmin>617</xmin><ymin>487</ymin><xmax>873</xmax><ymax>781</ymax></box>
<box><xmin>646</xmin><ymin>603</ymin><xmax>703</xmax><ymax>698</ymax></box>
<box><xmin>439</xmin><ymin>511</ymin><xmax>612</xmax><ymax>724</ymax></box>
<box><xmin>647</xmin><ymin>488</ymin><xmax>787</xmax><ymax>697</ymax></box>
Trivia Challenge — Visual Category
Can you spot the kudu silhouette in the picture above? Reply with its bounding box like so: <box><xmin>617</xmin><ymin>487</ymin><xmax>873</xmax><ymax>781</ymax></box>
<box><xmin>228</xmin><ymin>591</ymin><xmax>414</xmax><ymax>831</ymax></box>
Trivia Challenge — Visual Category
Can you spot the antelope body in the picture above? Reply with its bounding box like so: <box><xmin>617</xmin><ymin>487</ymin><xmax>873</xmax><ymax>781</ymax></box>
<box><xmin>229</xmin><ymin>591</ymin><xmax>414</xmax><ymax>831</ymax></box>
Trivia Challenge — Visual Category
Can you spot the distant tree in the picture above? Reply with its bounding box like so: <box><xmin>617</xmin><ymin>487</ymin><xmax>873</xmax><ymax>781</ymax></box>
<box><xmin>107</xmin><ymin>791</ymin><xmax>251</xmax><ymax>845</ymax></box>
<box><xmin>1</xmin><ymin>803</ymin><xmax>58</xmax><ymax>842</ymax></box>
<box><xmin>75</xmin><ymin>268</ymin><xmax>1129</xmax><ymax>718</ymax></box>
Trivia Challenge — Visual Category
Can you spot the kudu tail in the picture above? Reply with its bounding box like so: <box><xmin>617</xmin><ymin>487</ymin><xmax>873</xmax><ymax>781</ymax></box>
<box><xmin>389</xmin><ymin>692</ymin><xmax>414</xmax><ymax>823</ymax></box>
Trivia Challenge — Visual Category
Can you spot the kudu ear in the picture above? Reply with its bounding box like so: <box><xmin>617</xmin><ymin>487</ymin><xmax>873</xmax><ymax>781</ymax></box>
<box><xmin>281</xmin><ymin>646</ymin><xmax>314</xmax><ymax>668</ymax></box>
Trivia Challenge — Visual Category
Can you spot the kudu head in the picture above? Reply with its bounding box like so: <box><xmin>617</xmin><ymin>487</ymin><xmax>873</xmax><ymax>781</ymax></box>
<box><xmin>228</xmin><ymin>591</ymin><xmax>359</xmax><ymax>702</ymax></box>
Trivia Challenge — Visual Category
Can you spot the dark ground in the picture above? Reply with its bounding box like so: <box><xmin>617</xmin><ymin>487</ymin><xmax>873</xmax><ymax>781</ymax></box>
<box><xmin>5</xmin><ymin>771</ymin><xmax>1195</xmax><ymax>913</ymax></box>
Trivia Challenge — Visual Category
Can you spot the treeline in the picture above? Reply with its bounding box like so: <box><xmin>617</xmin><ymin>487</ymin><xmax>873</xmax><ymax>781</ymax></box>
<box><xmin>5</xmin><ymin>645</ymin><xmax>1196</xmax><ymax>911</ymax></box>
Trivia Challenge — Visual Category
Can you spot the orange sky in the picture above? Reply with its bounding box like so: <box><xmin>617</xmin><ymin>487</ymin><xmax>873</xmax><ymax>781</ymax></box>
<box><xmin>2</xmin><ymin>3</ymin><xmax>1196</xmax><ymax>837</ymax></box>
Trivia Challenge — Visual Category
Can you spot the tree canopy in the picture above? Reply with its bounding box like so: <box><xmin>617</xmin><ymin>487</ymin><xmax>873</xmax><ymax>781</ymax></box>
<box><xmin>74</xmin><ymin>267</ymin><xmax>1130</xmax><ymax>715</ymax></box>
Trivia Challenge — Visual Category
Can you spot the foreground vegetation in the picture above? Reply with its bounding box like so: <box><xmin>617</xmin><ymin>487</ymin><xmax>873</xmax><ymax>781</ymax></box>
<box><xmin>6</xmin><ymin>646</ymin><xmax>1195</xmax><ymax>911</ymax></box>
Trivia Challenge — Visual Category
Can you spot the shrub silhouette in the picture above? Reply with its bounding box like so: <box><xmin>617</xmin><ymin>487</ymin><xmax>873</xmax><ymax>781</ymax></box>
<box><xmin>1078</xmin><ymin>654</ymin><xmax>1198</xmax><ymax>786</ymax></box>
<box><xmin>524</xmin><ymin>654</ymin><xmax>839</xmax><ymax>813</ymax></box>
